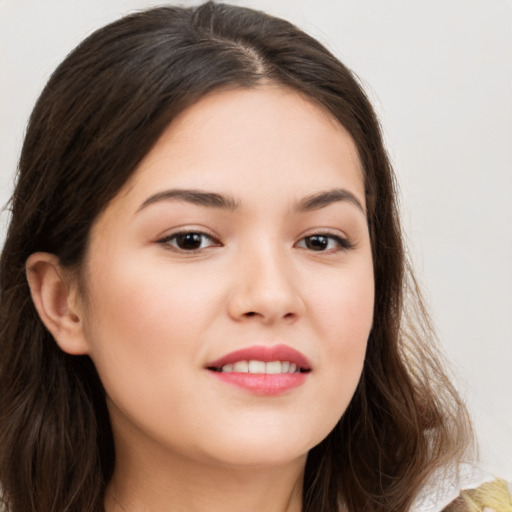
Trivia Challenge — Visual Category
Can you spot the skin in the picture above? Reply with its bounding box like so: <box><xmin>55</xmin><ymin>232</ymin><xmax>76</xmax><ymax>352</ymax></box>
<box><xmin>27</xmin><ymin>85</ymin><xmax>374</xmax><ymax>512</ymax></box>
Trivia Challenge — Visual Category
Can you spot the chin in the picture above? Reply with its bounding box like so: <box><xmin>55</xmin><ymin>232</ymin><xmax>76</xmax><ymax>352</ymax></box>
<box><xmin>193</xmin><ymin>420</ymin><xmax>331</xmax><ymax>469</ymax></box>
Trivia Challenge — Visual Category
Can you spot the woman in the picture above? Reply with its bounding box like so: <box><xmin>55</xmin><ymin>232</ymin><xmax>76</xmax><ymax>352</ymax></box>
<box><xmin>0</xmin><ymin>2</ymin><xmax>507</xmax><ymax>511</ymax></box>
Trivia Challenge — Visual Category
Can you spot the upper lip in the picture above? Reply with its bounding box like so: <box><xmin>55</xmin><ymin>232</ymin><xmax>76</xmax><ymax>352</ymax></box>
<box><xmin>206</xmin><ymin>344</ymin><xmax>312</xmax><ymax>371</ymax></box>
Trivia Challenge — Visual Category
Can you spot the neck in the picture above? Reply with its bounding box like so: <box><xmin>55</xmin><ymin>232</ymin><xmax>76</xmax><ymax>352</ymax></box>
<box><xmin>105</xmin><ymin>431</ymin><xmax>305</xmax><ymax>512</ymax></box>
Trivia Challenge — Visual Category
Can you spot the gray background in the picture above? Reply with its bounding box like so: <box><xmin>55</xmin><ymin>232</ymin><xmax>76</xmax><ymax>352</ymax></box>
<box><xmin>1</xmin><ymin>0</ymin><xmax>511</xmax><ymax>477</ymax></box>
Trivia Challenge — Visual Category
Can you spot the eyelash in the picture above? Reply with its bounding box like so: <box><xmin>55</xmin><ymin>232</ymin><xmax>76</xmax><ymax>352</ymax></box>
<box><xmin>157</xmin><ymin>230</ymin><xmax>354</xmax><ymax>253</ymax></box>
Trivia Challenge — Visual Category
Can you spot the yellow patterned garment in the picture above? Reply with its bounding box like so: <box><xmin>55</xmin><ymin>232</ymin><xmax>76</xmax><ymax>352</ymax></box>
<box><xmin>442</xmin><ymin>479</ymin><xmax>512</xmax><ymax>512</ymax></box>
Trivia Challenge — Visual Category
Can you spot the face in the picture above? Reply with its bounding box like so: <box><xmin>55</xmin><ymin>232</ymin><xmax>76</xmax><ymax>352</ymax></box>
<box><xmin>78</xmin><ymin>86</ymin><xmax>374</xmax><ymax>469</ymax></box>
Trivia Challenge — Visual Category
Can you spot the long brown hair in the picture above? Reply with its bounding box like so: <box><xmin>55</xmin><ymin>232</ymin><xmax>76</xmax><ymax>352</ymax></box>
<box><xmin>0</xmin><ymin>2</ymin><xmax>472</xmax><ymax>511</ymax></box>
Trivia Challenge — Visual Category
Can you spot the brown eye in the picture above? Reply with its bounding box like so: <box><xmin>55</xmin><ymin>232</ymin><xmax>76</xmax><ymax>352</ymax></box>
<box><xmin>296</xmin><ymin>234</ymin><xmax>353</xmax><ymax>252</ymax></box>
<box><xmin>304</xmin><ymin>235</ymin><xmax>330</xmax><ymax>251</ymax></box>
<box><xmin>159</xmin><ymin>232</ymin><xmax>219</xmax><ymax>251</ymax></box>
<box><xmin>176</xmin><ymin>233</ymin><xmax>205</xmax><ymax>250</ymax></box>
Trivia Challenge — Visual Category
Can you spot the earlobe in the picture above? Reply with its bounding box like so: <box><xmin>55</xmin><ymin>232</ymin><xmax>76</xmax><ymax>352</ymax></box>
<box><xmin>25</xmin><ymin>252</ymin><xmax>90</xmax><ymax>355</ymax></box>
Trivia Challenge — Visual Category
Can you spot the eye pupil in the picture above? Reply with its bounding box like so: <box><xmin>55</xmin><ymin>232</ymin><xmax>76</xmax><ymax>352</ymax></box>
<box><xmin>176</xmin><ymin>233</ymin><xmax>203</xmax><ymax>250</ymax></box>
<box><xmin>306</xmin><ymin>235</ymin><xmax>328</xmax><ymax>251</ymax></box>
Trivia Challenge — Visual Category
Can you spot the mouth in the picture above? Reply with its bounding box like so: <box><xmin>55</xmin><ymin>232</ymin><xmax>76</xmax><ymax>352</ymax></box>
<box><xmin>206</xmin><ymin>344</ymin><xmax>311</xmax><ymax>373</ymax></box>
<box><xmin>207</xmin><ymin>360</ymin><xmax>310</xmax><ymax>374</ymax></box>
<box><xmin>205</xmin><ymin>345</ymin><xmax>311</xmax><ymax>395</ymax></box>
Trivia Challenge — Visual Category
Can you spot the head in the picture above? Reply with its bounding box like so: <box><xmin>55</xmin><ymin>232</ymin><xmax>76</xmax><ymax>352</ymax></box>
<box><xmin>0</xmin><ymin>3</ymin><xmax>470</xmax><ymax>512</ymax></box>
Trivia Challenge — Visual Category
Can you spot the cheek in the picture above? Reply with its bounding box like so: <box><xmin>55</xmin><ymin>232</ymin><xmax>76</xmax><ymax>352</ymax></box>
<box><xmin>312</xmin><ymin>262</ymin><xmax>374</xmax><ymax>343</ymax></box>
<box><xmin>81</xmin><ymin>255</ymin><xmax>227</xmax><ymax>448</ymax></box>
<box><xmin>82</xmin><ymin>254</ymin><xmax>220</xmax><ymax>386</ymax></box>
<box><xmin>309</xmin><ymin>263</ymin><xmax>374</xmax><ymax>402</ymax></box>
<box><xmin>90</xmin><ymin>252</ymin><xmax>214</xmax><ymax>329</ymax></box>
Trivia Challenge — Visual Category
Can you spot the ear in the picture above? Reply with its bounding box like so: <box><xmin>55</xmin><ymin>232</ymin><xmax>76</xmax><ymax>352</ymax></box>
<box><xmin>26</xmin><ymin>252</ymin><xmax>90</xmax><ymax>355</ymax></box>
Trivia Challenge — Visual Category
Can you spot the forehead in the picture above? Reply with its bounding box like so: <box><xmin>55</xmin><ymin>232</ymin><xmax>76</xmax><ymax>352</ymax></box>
<box><xmin>108</xmin><ymin>85</ymin><xmax>364</xmax><ymax>213</ymax></box>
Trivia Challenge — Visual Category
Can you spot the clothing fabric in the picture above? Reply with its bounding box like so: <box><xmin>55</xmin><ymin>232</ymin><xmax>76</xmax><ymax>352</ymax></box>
<box><xmin>412</xmin><ymin>464</ymin><xmax>512</xmax><ymax>512</ymax></box>
<box><xmin>442</xmin><ymin>479</ymin><xmax>512</xmax><ymax>512</ymax></box>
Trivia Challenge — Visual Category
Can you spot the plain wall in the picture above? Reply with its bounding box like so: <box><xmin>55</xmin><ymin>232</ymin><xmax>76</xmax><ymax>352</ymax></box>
<box><xmin>1</xmin><ymin>0</ymin><xmax>511</xmax><ymax>477</ymax></box>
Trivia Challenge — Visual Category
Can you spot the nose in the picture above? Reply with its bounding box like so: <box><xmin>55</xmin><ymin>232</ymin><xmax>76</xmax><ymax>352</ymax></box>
<box><xmin>226</xmin><ymin>245</ymin><xmax>305</xmax><ymax>324</ymax></box>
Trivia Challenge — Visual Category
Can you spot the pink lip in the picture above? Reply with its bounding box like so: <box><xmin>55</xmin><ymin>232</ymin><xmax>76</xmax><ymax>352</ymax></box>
<box><xmin>206</xmin><ymin>344</ymin><xmax>311</xmax><ymax>370</ymax></box>
<box><xmin>206</xmin><ymin>344</ymin><xmax>311</xmax><ymax>396</ymax></box>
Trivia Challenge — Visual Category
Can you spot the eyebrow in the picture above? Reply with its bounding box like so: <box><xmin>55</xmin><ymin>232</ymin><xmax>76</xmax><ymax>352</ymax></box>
<box><xmin>138</xmin><ymin>189</ymin><xmax>239</xmax><ymax>212</ymax></box>
<box><xmin>296</xmin><ymin>189</ymin><xmax>366</xmax><ymax>215</ymax></box>
<box><xmin>137</xmin><ymin>187</ymin><xmax>365</xmax><ymax>215</ymax></box>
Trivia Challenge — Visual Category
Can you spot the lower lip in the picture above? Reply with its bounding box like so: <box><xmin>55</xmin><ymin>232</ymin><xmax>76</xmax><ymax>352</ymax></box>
<box><xmin>209</xmin><ymin>371</ymin><xmax>308</xmax><ymax>396</ymax></box>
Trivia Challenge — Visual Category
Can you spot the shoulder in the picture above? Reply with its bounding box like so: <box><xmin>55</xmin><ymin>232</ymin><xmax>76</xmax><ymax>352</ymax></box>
<box><xmin>411</xmin><ymin>464</ymin><xmax>512</xmax><ymax>512</ymax></box>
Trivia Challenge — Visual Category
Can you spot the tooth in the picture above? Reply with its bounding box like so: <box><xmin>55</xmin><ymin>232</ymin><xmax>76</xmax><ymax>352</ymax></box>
<box><xmin>221</xmin><ymin>363</ymin><xmax>234</xmax><ymax>373</ymax></box>
<box><xmin>265</xmin><ymin>361</ymin><xmax>282</xmax><ymax>374</ymax></box>
<box><xmin>288</xmin><ymin>363</ymin><xmax>297</xmax><ymax>373</ymax></box>
<box><xmin>248</xmin><ymin>360</ymin><xmax>266</xmax><ymax>373</ymax></box>
<box><xmin>281</xmin><ymin>361</ymin><xmax>290</xmax><ymax>373</ymax></box>
<box><xmin>233</xmin><ymin>361</ymin><xmax>249</xmax><ymax>373</ymax></box>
